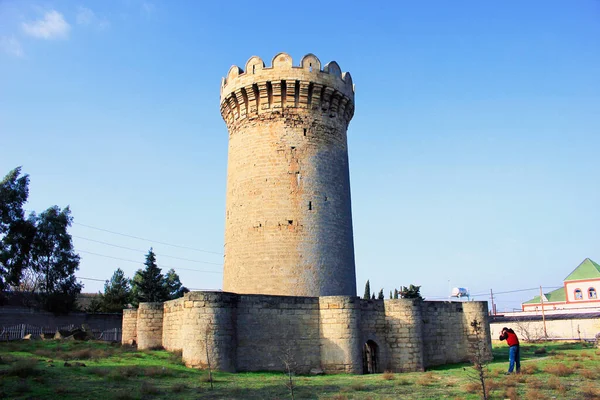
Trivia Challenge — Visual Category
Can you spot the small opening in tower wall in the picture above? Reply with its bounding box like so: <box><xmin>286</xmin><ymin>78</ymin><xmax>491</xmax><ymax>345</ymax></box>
<box><xmin>288</xmin><ymin>220</ymin><xmax>293</xmax><ymax>225</ymax></box>
<box><xmin>308</xmin><ymin>201</ymin><xmax>312</xmax><ymax>210</ymax></box>
<box><xmin>303</xmin><ymin>128</ymin><xmax>307</xmax><ymax>136</ymax></box>
<box><xmin>252</xmin><ymin>65</ymin><xmax>255</xmax><ymax>74</ymax></box>
<box><xmin>309</xmin><ymin>63</ymin><xmax>313</xmax><ymax>72</ymax></box>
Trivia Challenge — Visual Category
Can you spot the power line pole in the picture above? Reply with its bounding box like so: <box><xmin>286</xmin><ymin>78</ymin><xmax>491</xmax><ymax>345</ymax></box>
<box><xmin>490</xmin><ymin>289</ymin><xmax>496</xmax><ymax>315</ymax></box>
<box><xmin>539</xmin><ymin>285</ymin><xmax>548</xmax><ymax>339</ymax></box>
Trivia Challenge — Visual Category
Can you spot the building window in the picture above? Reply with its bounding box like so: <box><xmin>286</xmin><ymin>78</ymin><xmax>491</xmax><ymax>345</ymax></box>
<box><xmin>574</xmin><ymin>289</ymin><xmax>583</xmax><ymax>300</ymax></box>
<box><xmin>589</xmin><ymin>287</ymin><xmax>597</xmax><ymax>299</ymax></box>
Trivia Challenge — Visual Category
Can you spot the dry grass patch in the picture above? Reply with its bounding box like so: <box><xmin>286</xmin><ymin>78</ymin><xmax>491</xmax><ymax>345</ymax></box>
<box><xmin>533</xmin><ymin>347</ymin><xmax>546</xmax><ymax>355</ymax></box>
<box><xmin>349</xmin><ymin>382</ymin><xmax>366</xmax><ymax>391</ymax></box>
<box><xmin>526</xmin><ymin>377</ymin><xmax>543</xmax><ymax>389</ymax></box>
<box><xmin>524</xmin><ymin>389</ymin><xmax>549</xmax><ymax>400</ymax></box>
<box><xmin>415</xmin><ymin>371</ymin><xmax>436</xmax><ymax>386</ymax></box>
<box><xmin>544</xmin><ymin>363</ymin><xmax>573</xmax><ymax>377</ymax></box>
<box><xmin>504</xmin><ymin>387</ymin><xmax>518</xmax><ymax>400</ymax></box>
<box><xmin>171</xmin><ymin>383</ymin><xmax>189</xmax><ymax>393</ymax></box>
<box><xmin>329</xmin><ymin>395</ymin><xmax>348</xmax><ymax>400</ymax></box>
<box><xmin>581</xmin><ymin>383</ymin><xmax>600</xmax><ymax>400</ymax></box>
<box><xmin>381</xmin><ymin>370</ymin><xmax>395</xmax><ymax>380</ymax></box>
<box><xmin>521</xmin><ymin>363</ymin><xmax>539</xmax><ymax>374</ymax></box>
<box><xmin>7</xmin><ymin>359</ymin><xmax>39</xmax><ymax>378</ymax></box>
<box><xmin>580</xmin><ymin>369</ymin><xmax>598</xmax><ymax>379</ymax></box>
<box><xmin>464</xmin><ymin>382</ymin><xmax>479</xmax><ymax>393</ymax></box>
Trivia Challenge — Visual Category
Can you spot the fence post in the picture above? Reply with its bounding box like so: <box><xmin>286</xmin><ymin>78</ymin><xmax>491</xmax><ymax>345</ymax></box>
<box><xmin>20</xmin><ymin>324</ymin><xmax>25</xmax><ymax>339</ymax></box>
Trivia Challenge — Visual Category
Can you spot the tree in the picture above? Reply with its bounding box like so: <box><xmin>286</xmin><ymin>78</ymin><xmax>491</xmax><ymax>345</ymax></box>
<box><xmin>131</xmin><ymin>248</ymin><xmax>168</xmax><ymax>304</ymax></box>
<box><xmin>389</xmin><ymin>290</ymin><xmax>393</xmax><ymax>299</ymax></box>
<box><xmin>393</xmin><ymin>288</ymin><xmax>399</xmax><ymax>299</ymax></box>
<box><xmin>163</xmin><ymin>268</ymin><xmax>189</xmax><ymax>300</ymax></box>
<box><xmin>400</xmin><ymin>284</ymin><xmax>423</xmax><ymax>300</ymax></box>
<box><xmin>0</xmin><ymin>167</ymin><xmax>35</xmax><ymax>292</ymax></box>
<box><xmin>363</xmin><ymin>280</ymin><xmax>371</xmax><ymax>300</ymax></box>
<box><xmin>29</xmin><ymin>206</ymin><xmax>82</xmax><ymax>312</ymax></box>
<box><xmin>93</xmin><ymin>268</ymin><xmax>131</xmax><ymax>312</ymax></box>
<box><xmin>377</xmin><ymin>289</ymin><xmax>384</xmax><ymax>300</ymax></box>
<box><xmin>468</xmin><ymin>318</ymin><xmax>490</xmax><ymax>400</ymax></box>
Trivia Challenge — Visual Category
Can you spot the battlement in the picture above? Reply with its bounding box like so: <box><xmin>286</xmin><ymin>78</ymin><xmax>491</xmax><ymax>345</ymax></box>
<box><xmin>220</xmin><ymin>53</ymin><xmax>355</xmax><ymax>127</ymax></box>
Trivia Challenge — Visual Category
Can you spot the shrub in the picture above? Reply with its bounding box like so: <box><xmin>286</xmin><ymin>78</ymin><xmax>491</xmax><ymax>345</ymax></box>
<box><xmin>381</xmin><ymin>370</ymin><xmax>395</xmax><ymax>380</ymax></box>
<box><xmin>534</xmin><ymin>347</ymin><xmax>546</xmax><ymax>355</ymax></box>
<box><xmin>349</xmin><ymin>382</ymin><xmax>366</xmax><ymax>391</ymax></box>
<box><xmin>145</xmin><ymin>366</ymin><xmax>174</xmax><ymax>377</ymax></box>
<box><xmin>168</xmin><ymin>349</ymin><xmax>185</xmax><ymax>365</ymax></box>
<box><xmin>544</xmin><ymin>364</ymin><xmax>573</xmax><ymax>377</ymax></box>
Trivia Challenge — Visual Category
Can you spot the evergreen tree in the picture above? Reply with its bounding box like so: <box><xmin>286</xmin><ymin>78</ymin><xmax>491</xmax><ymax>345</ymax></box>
<box><xmin>29</xmin><ymin>206</ymin><xmax>82</xmax><ymax>312</ymax></box>
<box><xmin>371</xmin><ymin>293</ymin><xmax>375</xmax><ymax>300</ymax></box>
<box><xmin>0</xmin><ymin>167</ymin><xmax>35</xmax><ymax>292</ymax></box>
<box><xmin>363</xmin><ymin>280</ymin><xmax>371</xmax><ymax>300</ymax></box>
<box><xmin>399</xmin><ymin>284</ymin><xmax>423</xmax><ymax>300</ymax></box>
<box><xmin>393</xmin><ymin>288</ymin><xmax>399</xmax><ymax>299</ymax></box>
<box><xmin>95</xmin><ymin>268</ymin><xmax>131</xmax><ymax>312</ymax></box>
<box><xmin>389</xmin><ymin>290</ymin><xmax>393</xmax><ymax>299</ymax></box>
<box><xmin>377</xmin><ymin>289</ymin><xmax>384</xmax><ymax>300</ymax></box>
<box><xmin>132</xmin><ymin>248</ymin><xmax>168</xmax><ymax>304</ymax></box>
<box><xmin>163</xmin><ymin>268</ymin><xmax>189</xmax><ymax>300</ymax></box>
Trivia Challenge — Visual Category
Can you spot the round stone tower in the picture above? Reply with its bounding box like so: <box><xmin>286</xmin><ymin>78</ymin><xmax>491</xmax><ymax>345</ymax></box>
<box><xmin>220</xmin><ymin>53</ymin><xmax>356</xmax><ymax>297</ymax></box>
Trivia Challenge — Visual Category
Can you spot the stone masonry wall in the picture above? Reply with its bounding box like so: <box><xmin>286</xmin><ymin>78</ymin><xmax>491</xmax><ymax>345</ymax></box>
<box><xmin>421</xmin><ymin>301</ymin><xmax>492</xmax><ymax>368</ymax></box>
<box><xmin>382</xmin><ymin>299</ymin><xmax>424</xmax><ymax>372</ymax></box>
<box><xmin>131</xmin><ymin>292</ymin><xmax>491</xmax><ymax>374</ymax></box>
<box><xmin>319</xmin><ymin>296</ymin><xmax>362</xmax><ymax>373</ymax></box>
<box><xmin>181</xmin><ymin>292</ymin><xmax>237</xmax><ymax>372</ymax></box>
<box><xmin>121</xmin><ymin>309</ymin><xmax>137</xmax><ymax>345</ymax></box>
<box><xmin>237</xmin><ymin>295</ymin><xmax>320</xmax><ymax>373</ymax></box>
<box><xmin>136</xmin><ymin>303</ymin><xmax>164</xmax><ymax>350</ymax></box>
<box><xmin>162</xmin><ymin>297</ymin><xmax>185</xmax><ymax>351</ymax></box>
<box><xmin>220</xmin><ymin>53</ymin><xmax>356</xmax><ymax>298</ymax></box>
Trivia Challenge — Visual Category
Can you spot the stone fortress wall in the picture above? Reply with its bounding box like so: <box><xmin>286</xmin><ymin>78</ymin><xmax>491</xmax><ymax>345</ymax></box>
<box><xmin>220</xmin><ymin>53</ymin><xmax>357</xmax><ymax>297</ymax></box>
<box><xmin>123</xmin><ymin>292</ymin><xmax>492</xmax><ymax>374</ymax></box>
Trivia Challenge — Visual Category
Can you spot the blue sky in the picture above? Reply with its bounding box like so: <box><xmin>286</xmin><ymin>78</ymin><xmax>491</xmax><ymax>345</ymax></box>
<box><xmin>1</xmin><ymin>0</ymin><xmax>599</xmax><ymax>311</ymax></box>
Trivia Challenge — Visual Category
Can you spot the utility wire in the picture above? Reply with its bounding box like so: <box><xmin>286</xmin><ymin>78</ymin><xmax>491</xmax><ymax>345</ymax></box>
<box><xmin>75</xmin><ymin>276</ymin><xmax>220</xmax><ymax>291</ymax></box>
<box><xmin>73</xmin><ymin>235</ymin><xmax>222</xmax><ymax>266</ymax></box>
<box><xmin>77</xmin><ymin>249</ymin><xmax>222</xmax><ymax>274</ymax></box>
<box><xmin>74</xmin><ymin>222</ymin><xmax>222</xmax><ymax>255</ymax></box>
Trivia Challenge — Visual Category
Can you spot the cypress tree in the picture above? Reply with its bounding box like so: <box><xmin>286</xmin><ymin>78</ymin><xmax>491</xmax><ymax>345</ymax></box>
<box><xmin>363</xmin><ymin>280</ymin><xmax>371</xmax><ymax>300</ymax></box>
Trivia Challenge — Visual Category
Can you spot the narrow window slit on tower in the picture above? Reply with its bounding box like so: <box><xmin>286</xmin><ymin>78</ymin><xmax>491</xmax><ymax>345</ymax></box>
<box><xmin>288</xmin><ymin>220</ymin><xmax>293</xmax><ymax>225</ymax></box>
<box><xmin>252</xmin><ymin>65</ymin><xmax>256</xmax><ymax>74</ymax></box>
<box><xmin>303</xmin><ymin>128</ymin><xmax>307</xmax><ymax>136</ymax></box>
<box><xmin>308</xmin><ymin>201</ymin><xmax>312</xmax><ymax>210</ymax></box>
<box><xmin>307</xmin><ymin>83</ymin><xmax>314</xmax><ymax>107</ymax></box>
<box><xmin>253</xmin><ymin>84</ymin><xmax>260</xmax><ymax>109</ymax></box>
<box><xmin>281</xmin><ymin>80</ymin><xmax>287</xmax><ymax>108</ymax></box>
<box><xmin>309</xmin><ymin>63</ymin><xmax>313</xmax><ymax>72</ymax></box>
<box><xmin>294</xmin><ymin>80</ymin><xmax>300</xmax><ymax>107</ymax></box>
<box><xmin>266</xmin><ymin>81</ymin><xmax>273</xmax><ymax>107</ymax></box>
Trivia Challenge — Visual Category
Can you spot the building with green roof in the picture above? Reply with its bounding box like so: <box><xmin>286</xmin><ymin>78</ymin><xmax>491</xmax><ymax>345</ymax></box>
<box><xmin>522</xmin><ymin>258</ymin><xmax>600</xmax><ymax>311</ymax></box>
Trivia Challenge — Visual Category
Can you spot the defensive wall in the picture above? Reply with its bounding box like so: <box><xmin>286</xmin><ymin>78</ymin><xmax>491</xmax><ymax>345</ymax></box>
<box><xmin>0</xmin><ymin>306</ymin><xmax>122</xmax><ymax>331</ymax></box>
<box><xmin>123</xmin><ymin>291</ymin><xmax>491</xmax><ymax>374</ymax></box>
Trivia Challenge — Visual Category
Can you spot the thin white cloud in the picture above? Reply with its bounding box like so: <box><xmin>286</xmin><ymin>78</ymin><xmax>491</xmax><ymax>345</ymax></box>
<box><xmin>76</xmin><ymin>6</ymin><xmax>110</xmax><ymax>29</ymax></box>
<box><xmin>76</xmin><ymin>7</ymin><xmax>94</xmax><ymax>25</ymax></box>
<box><xmin>0</xmin><ymin>36</ymin><xmax>24</xmax><ymax>57</ymax></box>
<box><xmin>142</xmin><ymin>2</ymin><xmax>156</xmax><ymax>15</ymax></box>
<box><xmin>22</xmin><ymin>10</ymin><xmax>70</xmax><ymax>40</ymax></box>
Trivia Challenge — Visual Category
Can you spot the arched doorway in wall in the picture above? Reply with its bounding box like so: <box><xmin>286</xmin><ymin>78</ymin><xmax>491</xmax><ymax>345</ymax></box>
<box><xmin>362</xmin><ymin>340</ymin><xmax>379</xmax><ymax>374</ymax></box>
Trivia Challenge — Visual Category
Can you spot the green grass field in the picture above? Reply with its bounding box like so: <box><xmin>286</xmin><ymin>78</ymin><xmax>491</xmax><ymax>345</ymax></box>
<box><xmin>0</xmin><ymin>339</ymin><xmax>599</xmax><ymax>399</ymax></box>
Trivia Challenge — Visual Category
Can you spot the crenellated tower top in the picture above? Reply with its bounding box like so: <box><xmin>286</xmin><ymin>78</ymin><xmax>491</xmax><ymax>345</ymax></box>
<box><xmin>220</xmin><ymin>53</ymin><xmax>355</xmax><ymax>129</ymax></box>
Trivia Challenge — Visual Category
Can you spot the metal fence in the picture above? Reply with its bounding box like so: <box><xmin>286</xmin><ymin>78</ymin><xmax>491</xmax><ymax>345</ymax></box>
<box><xmin>0</xmin><ymin>323</ymin><xmax>121</xmax><ymax>342</ymax></box>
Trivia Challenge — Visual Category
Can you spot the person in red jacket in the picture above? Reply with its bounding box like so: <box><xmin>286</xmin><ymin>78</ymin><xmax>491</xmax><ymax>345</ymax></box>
<box><xmin>499</xmin><ymin>327</ymin><xmax>520</xmax><ymax>373</ymax></box>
